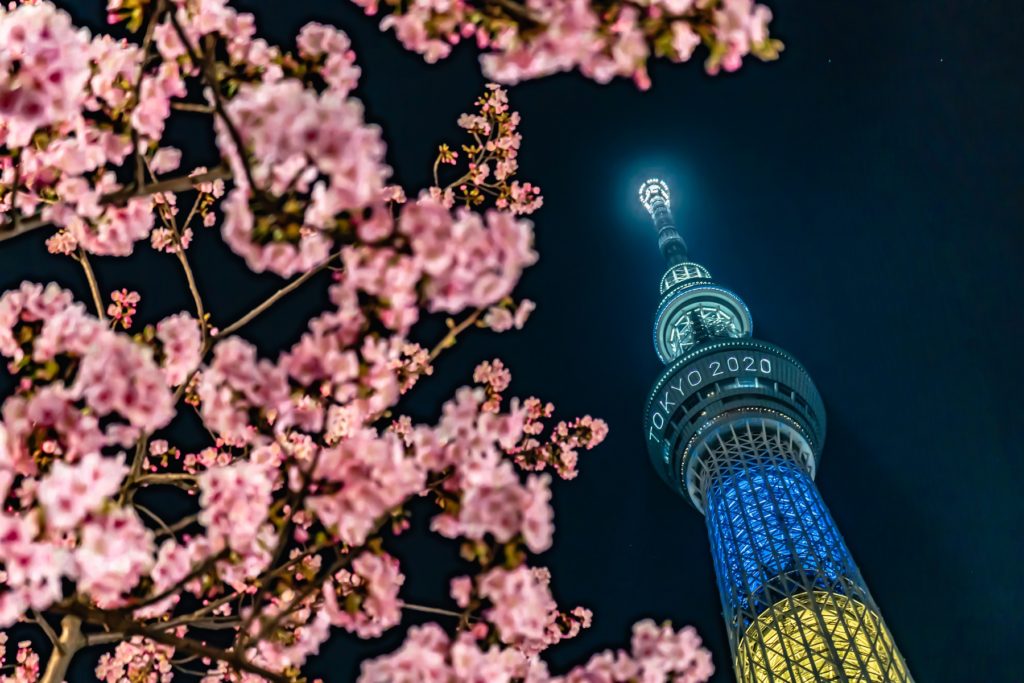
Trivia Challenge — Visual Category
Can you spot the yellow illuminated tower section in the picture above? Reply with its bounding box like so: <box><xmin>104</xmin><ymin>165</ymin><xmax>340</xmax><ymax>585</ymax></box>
<box><xmin>638</xmin><ymin>179</ymin><xmax>912</xmax><ymax>682</ymax></box>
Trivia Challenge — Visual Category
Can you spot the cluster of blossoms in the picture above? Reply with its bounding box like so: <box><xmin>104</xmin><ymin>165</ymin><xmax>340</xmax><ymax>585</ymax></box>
<box><xmin>324</xmin><ymin>551</ymin><xmax>405</xmax><ymax>638</ymax></box>
<box><xmin>436</xmin><ymin>84</ymin><xmax>543</xmax><ymax>216</ymax></box>
<box><xmin>95</xmin><ymin>636</ymin><xmax>175</xmax><ymax>683</ymax></box>
<box><xmin>106</xmin><ymin>288</ymin><xmax>140</xmax><ymax>329</ymax></box>
<box><xmin>0</xmin><ymin>3</ymin><xmax>92</xmax><ymax>147</ymax></box>
<box><xmin>357</xmin><ymin>0</ymin><xmax>782</xmax><ymax>89</ymax></box>
<box><xmin>0</xmin><ymin>0</ymin><xmax>733</xmax><ymax>680</ymax></box>
<box><xmin>0</xmin><ymin>632</ymin><xmax>40</xmax><ymax>683</ymax></box>
<box><xmin>360</xmin><ymin>618</ymin><xmax>713</xmax><ymax>682</ymax></box>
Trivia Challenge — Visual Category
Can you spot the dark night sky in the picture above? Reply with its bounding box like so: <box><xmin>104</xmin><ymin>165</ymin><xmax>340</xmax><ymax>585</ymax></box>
<box><xmin>7</xmin><ymin>1</ymin><xmax>1024</xmax><ymax>680</ymax></box>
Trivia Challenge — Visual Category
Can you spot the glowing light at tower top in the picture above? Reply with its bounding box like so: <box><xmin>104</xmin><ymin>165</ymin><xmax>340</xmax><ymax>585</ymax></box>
<box><xmin>639</xmin><ymin>178</ymin><xmax>671</xmax><ymax>217</ymax></box>
<box><xmin>638</xmin><ymin>177</ymin><xmax>689</xmax><ymax>268</ymax></box>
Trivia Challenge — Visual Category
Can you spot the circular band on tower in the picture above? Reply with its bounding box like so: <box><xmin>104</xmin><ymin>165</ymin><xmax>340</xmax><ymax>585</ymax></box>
<box><xmin>660</xmin><ymin>262</ymin><xmax>713</xmax><ymax>294</ymax></box>
<box><xmin>653</xmin><ymin>284</ymin><xmax>753</xmax><ymax>364</ymax></box>
<box><xmin>643</xmin><ymin>338</ymin><xmax>826</xmax><ymax>508</ymax></box>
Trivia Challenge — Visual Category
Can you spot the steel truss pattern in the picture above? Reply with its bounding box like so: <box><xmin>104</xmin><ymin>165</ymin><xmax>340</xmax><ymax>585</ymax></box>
<box><xmin>702</xmin><ymin>421</ymin><xmax>910</xmax><ymax>682</ymax></box>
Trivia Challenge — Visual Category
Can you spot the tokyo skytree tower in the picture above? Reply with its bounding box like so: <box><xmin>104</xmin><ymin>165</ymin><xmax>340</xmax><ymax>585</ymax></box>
<box><xmin>638</xmin><ymin>179</ymin><xmax>912</xmax><ymax>682</ymax></box>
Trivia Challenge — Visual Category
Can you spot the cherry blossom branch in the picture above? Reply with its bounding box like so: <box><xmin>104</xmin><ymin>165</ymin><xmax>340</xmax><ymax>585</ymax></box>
<box><xmin>167</xmin><ymin>11</ymin><xmax>259</xmax><ymax>194</ymax></box>
<box><xmin>121</xmin><ymin>433</ymin><xmax>150</xmax><ymax>504</ymax></box>
<box><xmin>403</xmin><ymin>603</ymin><xmax>464</xmax><ymax>619</ymax></box>
<box><xmin>247</xmin><ymin>555</ymin><xmax>349</xmax><ymax>646</ymax></box>
<box><xmin>429</xmin><ymin>308</ymin><xmax>484</xmax><ymax>361</ymax></box>
<box><xmin>49</xmin><ymin>600</ymin><xmax>288</xmax><ymax>682</ymax></box>
<box><xmin>132</xmin><ymin>472</ymin><xmax>196</xmax><ymax>489</ymax></box>
<box><xmin>40</xmin><ymin>615</ymin><xmax>84</xmax><ymax>683</ymax></box>
<box><xmin>128</xmin><ymin>550</ymin><xmax>228</xmax><ymax>612</ymax></box>
<box><xmin>216</xmin><ymin>252</ymin><xmax>340</xmax><ymax>338</ymax></box>
<box><xmin>489</xmin><ymin>0</ymin><xmax>541</xmax><ymax>22</ymax></box>
<box><xmin>177</xmin><ymin>246</ymin><xmax>207</xmax><ymax>336</ymax></box>
<box><xmin>237</xmin><ymin>446</ymin><xmax>328</xmax><ymax>643</ymax></box>
<box><xmin>0</xmin><ymin>167</ymin><xmax>231</xmax><ymax>244</ymax></box>
<box><xmin>134</xmin><ymin>503</ymin><xmax>176</xmax><ymax>538</ymax></box>
<box><xmin>143</xmin><ymin>156</ymin><xmax>211</xmax><ymax>343</ymax></box>
<box><xmin>83</xmin><ymin>631</ymin><xmax>124</xmax><ymax>647</ymax></box>
<box><xmin>117</xmin><ymin>619</ymin><xmax>287</xmax><ymax>683</ymax></box>
<box><xmin>130</xmin><ymin>0</ymin><xmax>166</xmax><ymax>191</ymax></box>
<box><xmin>76</xmin><ymin>249</ymin><xmax>106</xmax><ymax>322</ymax></box>
<box><xmin>147</xmin><ymin>541</ymin><xmax>331</xmax><ymax>635</ymax></box>
<box><xmin>30</xmin><ymin>609</ymin><xmax>61</xmax><ymax>653</ymax></box>
<box><xmin>170</xmin><ymin>101</ymin><xmax>214</xmax><ymax>113</ymax></box>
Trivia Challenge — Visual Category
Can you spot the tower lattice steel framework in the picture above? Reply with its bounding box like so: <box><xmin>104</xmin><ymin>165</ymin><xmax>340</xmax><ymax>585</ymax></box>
<box><xmin>638</xmin><ymin>179</ymin><xmax>912</xmax><ymax>682</ymax></box>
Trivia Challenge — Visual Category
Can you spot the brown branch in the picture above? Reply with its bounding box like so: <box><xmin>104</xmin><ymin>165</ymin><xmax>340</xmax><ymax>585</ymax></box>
<box><xmin>83</xmin><ymin>631</ymin><xmax>124</xmax><ymax>647</ymax></box>
<box><xmin>31</xmin><ymin>609</ymin><xmax>61</xmax><ymax>653</ymax></box>
<box><xmin>131</xmin><ymin>0</ymin><xmax>166</xmax><ymax>191</ymax></box>
<box><xmin>490</xmin><ymin>0</ymin><xmax>542</xmax><ymax>22</ymax></box>
<box><xmin>171</xmin><ymin>101</ymin><xmax>214</xmax><ymax>113</ymax></box>
<box><xmin>128</xmin><ymin>551</ymin><xmax>227</xmax><ymax>612</ymax></box>
<box><xmin>135</xmin><ymin>503</ymin><xmax>175</xmax><ymax>537</ymax></box>
<box><xmin>148</xmin><ymin>541</ymin><xmax>330</xmax><ymax>634</ymax></box>
<box><xmin>53</xmin><ymin>604</ymin><xmax>287</xmax><ymax>680</ymax></box>
<box><xmin>403</xmin><ymin>603</ymin><xmax>464</xmax><ymax>619</ymax></box>
<box><xmin>133</xmin><ymin>472</ymin><xmax>197</xmax><ymax>488</ymax></box>
<box><xmin>429</xmin><ymin>308</ymin><xmax>484</xmax><ymax>362</ymax></box>
<box><xmin>120</xmin><ymin>432</ymin><xmax>150</xmax><ymax>505</ymax></box>
<box><xmin>247</xmin><ymin>555</ymin><xmax>348</xmax><ymax>647</ymax></box>
<box><xmin>216</xmin><ymin>252</ymin><xmax>339</xmax><ymax>338</ymax></box>
<box><xmin>40</xmin><ymin>615</ymin><xmax>84</xmax><ymax>683</ymax></box>
<box><xmin>0</xmin><ymin>166</ymin><xmax>231</xmax><ymax>244</ymax></box>
<box><xmin>173</xmin><ymin>222</ymin><xmax>208</xmax><ymax>338</ymax></box>
<box><xmin>119</xmin><ymin>620</ymin><xmax>288</xmax><ymax>683</ymax></box>
<box><xmin>168</xmin><ymin>11</ymin><xmax>259</xmax><ymax>194</ymax></box>
<box><xmin>77</xmin><ymin>249</ymin><xmax>106</xmax><ymax>322</ymax></box>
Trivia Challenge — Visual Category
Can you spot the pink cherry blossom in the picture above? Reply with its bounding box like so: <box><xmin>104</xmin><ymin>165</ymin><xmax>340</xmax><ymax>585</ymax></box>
<box><xmin>711</xmin><ymin>0</ymin><xmax>774</xmax><ymax>74</ymax></box>
<box><xmin>307</xmin><ymin>431</ymin><xmax>425</xmax><ymax>546</ymax></box>
<box><xmin>106</xmin><ymin>288</ymin><xmax>140</xmax><ymax>329</ymax></box>
<box><xmin>197</xmin><ymin>336</ymin><xmax>290</xmax><ymax>444</ymax></box>
<box><xmin>324</xmin><ymin>551</ymin><xmax>404</xmax><ymax>638</ymax></box>
<box><xmin>95</xmin><ymin>636</ymin><xmax>174</xmax><ymax>683</ymax></box>
<box><xmin>198</xmin><ymin>460</ymin><xmax>275</xmax><ymax>554</ymax></box>
<box><xmin>73</xmin><ymin>508</ymin><xmax>154</xmax><ymax>608</ymax></box>
<box><xmin>0</xmin><ymin>513</ymin><xmax>66</xmax><ymax>625</ymax></box>
<box><xmin>478</xmin><ymin>565</ymin><xmax>564</xmax><ymax>654</ymax></box>
<box><xmin>36</xmin><ymin>452</ymin><xmax>126</xmax><ymax>531</ymax></box>
<box><xmin>0</xmin><ymin>281</ymin><xmax>75</xmax><ymax>363</ymax></box>
<box><xmin>155</xmin><ymin>312</ymin><xmax>203</xmax><ymax>386</ymax></box>
<box><xmin>297</xmin><ymin>22</ymin><xmax>362</xmax><ymax>96</ymax></box>
<box><xmin>0</xmin><ymin>635</ymin><xmax>41</xmax><ymax>683</ymax></box>
<box><xmin>358</xmin><ymin>623</ymin><xmax>459</xmax><ymax>683</ymax></box>
<box><xmin>400</xmin><ymin>197</ymin><xmax>538</xmax><ymax>313</ymax></box>
<box><xmin>0</xmin><ymin>3</ymin><xmax>91</xmax><ymax>147</ymax></box>
<box><xmin>0</xmin><ymin>5</ymin><xmax>726</xmax><ymax>677</ymax></box>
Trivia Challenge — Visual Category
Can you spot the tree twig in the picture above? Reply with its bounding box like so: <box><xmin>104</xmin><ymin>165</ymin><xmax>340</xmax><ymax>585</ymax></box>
<box><xmin>216</xmin><ymin>252</ymin><xmax>339</xmax><ymax>338</ymax></box>
<box><xmin>168</xmin><ymin>11</ymin><xmax>259</xmax><ymax>194</ymax></box>
<box><xmin>130</xmin><ymin>0</ymin><xmax>166</xmax><ymax>191</ymax></box>
<box><xmin>84</xmin><ymin>631</ymin><xmax>124</xmax><ymax>647</ymax></box>
<box><xmin>403</xmin><ymin>603</ymin><xmax>465</xmax><ymax>619</ymax></box>
<box><xmin>132</xmin><ymin>472</ymin><xmax>197</xmax><ymax>489</ymax></box>
<box><xmin>428</xmin><ymin>308</ymin><xmax>484</xmax><ymax>362</ymax></box>
<box><xmin>77</xmin><ymin>249</ymin><xmax>106</xmax><ymax>321</ymax></box>
<box><xmin>0</xmin><ymin>166</ymin><xmax>231</xmax><ymax>244</ymax></box>
<box><xmin>171</xmin><ymin>101</ymin><xmax>214</xmax><ymax>113</ymax></box>
<box><xmin>40</xmin><ymin>615</ymin><xmax>84</xmax><ymax>683</ymax></box>
<box><xmin>31</xmin><ymin>610</ymin><xmax>62</xmax><ymax>653</ymax></box>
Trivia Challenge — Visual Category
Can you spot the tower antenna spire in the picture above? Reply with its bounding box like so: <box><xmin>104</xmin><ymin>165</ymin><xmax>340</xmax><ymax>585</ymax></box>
<box><xmin>639</xmin><ymin>178</ymin><xmax>688</xmax><ymax>265</ymax></box>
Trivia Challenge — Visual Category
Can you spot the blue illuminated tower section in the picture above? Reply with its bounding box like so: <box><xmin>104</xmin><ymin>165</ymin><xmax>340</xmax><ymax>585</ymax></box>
<box><xmin>638</xmin><ymin>180</ymin><xmax>912</xmax><ymax>682</ymax></box>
